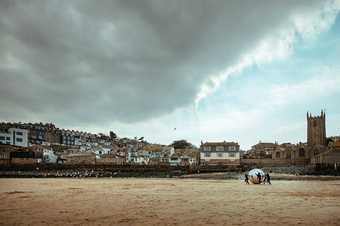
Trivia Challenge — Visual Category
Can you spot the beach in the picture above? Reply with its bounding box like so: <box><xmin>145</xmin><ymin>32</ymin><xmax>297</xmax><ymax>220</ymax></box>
<box><xmin>1</xmin><ymin>178</ymin><xmax>340</xmax><ymax>226</ymax></box>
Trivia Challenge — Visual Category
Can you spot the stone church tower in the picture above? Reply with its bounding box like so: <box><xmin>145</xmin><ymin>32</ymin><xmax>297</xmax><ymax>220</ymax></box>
<box><xmin>307</xmin><ymin>110</ymin><xmax>326</xmax><ymax>146</ymax></box>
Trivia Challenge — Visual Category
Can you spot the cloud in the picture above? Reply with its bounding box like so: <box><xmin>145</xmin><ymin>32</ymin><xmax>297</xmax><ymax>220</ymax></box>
<box><xmin>196</xmin><ymin>65</ymin><xmax>340</xmax><ymax>147</ymax></box>
<box><xmin>0</xmin><ymin>0</ymin><xmax>339</xmax><ymax>129</ymax></box>
<box><xmin>269</xmin><ymin>68</ymin><xmax>340</xmax><ymax>107</ymax></box>
<box><xmin>196</xmin><ymin>0</ymin><xmax>340</xmax><ymax>103</ymax></box>
<box><xmin>108</xmin><ymin>64</ymin><xmax>340</xmax><ymax>149</ymax></box>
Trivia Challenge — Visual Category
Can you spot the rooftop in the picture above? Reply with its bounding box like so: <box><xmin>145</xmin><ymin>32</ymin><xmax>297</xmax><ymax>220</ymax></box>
<box><xmin>201</xmin><ymin>141</ymin><xmax>239</xmax><ymax>147</ymax></box>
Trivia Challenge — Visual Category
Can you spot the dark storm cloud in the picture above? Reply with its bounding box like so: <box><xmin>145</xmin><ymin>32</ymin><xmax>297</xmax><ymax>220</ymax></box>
<box><xmin>0</xmin><ymin>0</ymin><xmax>325</xmax><ymax>126</ymax></box>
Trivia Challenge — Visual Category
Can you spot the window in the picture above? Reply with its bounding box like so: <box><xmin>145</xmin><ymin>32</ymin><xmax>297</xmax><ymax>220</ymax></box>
<box><xmin>216</xmin><ymin>146</ymin><xmax>224</xmax><ymax>152</ymax></box>
<box><xmin>16</xmin><ymin>138</ymin><xmax>23</xmax><ymax>142</ymax></box>
<box><xmin>6</xmin><ymin>137</ymin><xmax>10</xmax><ymax>140</ymax></box>
<box><xmin>204</xmin><ymin>146</ymin><xmax>211</xmax><ymax>151</ymax></box>
<box><xmin>229</xmin><ymin>152</ymin><xmax>235</xmax><ymax>157</ymax></box>
<box><xmin>204</xmin><ymin>152</ymin><xmax>211</xmax><ymax>157</ymax></box>
<box><xmin>0</xmin><ymin>136</ymin><xmax>5</xmax><ymax>140</ymax></box>
<box><xmin>217</xmin><ymin>153</ymin><xmax>223</xmax><ymax>158</ymax></box>
<box><xmin>276</xmin><ymin>152</ymin><xmax>281</xmax><ymax>158</ymax></box>
<box><xmin>16</xmin><ymin>131</ymin><xmax>23</xmax><ymax>136</ymax></box>
<box><xmin>299</xmin><ymin>149</ymin><xmax>305</xmax><ymax>157</ymax></box>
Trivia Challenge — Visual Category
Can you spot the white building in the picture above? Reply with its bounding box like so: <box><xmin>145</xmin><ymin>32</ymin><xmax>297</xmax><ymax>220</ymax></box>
<box><xmin>127</xmin><ymin>150</ymin><xmax>149</xmax><ymax>164</ymax></box>
<box><xmin>0</xmin><ymin>128</ymin><xmax>28</xmax><ymax>147</ymax></box>
<box><xmin>43</xmin><ymin>149</ymin><xmax>59</xmax><ymax>164</ymax></box>
<box><xmin>200</xmin><ymin>141</ymin><xmax>240</xmax><ymax>165</ymax></box>
<box><xmin>0</xmin><ymin>131</ymin><xmax>11</xmax><ymax>145</ymax></box>
<box><xmin>94</xmin><ymin>146</ymin><xmax>112</xmax><ymax>159</ymax></box>
<box><xmin>169</xmin><ymin>148</ymin><xmax>199</xmax><ymax>167</ymax></box>
<box><xmin>169</xmin><ymin>153</ymin><xmax>181</xmax><ymax>166</ymax></box>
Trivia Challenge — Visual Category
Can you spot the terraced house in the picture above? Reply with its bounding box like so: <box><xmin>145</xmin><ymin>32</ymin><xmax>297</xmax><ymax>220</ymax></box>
<box><xmin>0</xmin><ymin>128</ymin><xmax>28</xmax><ymax>147</ymax></box>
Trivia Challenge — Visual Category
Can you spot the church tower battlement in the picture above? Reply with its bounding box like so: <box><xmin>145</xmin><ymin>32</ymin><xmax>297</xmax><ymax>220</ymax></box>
<box><xmin>307</xmin><ymin>110</ymin><xmax>326</xmax><ymax>146</ymax></box>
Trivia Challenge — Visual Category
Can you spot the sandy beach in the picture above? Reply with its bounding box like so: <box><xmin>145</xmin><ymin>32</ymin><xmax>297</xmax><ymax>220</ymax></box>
<box><xmin>1</xmin><ymin>178</ymin><xmax>340</xmax><ymax>226</ymax></box>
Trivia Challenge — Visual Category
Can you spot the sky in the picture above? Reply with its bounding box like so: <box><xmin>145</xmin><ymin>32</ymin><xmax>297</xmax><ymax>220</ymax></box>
<box><xmin>0</xmin><ymin>0</ymin><xmax>339</xmax><ymax>149</ymax></box>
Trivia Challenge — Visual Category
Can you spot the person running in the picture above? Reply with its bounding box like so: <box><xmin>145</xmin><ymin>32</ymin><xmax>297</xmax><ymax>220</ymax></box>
<box><xmin>265</xmin><ymin>173</ymin><xmax>271</xmax><ymax>184</ymax></box>
<box><xmin>244</xmin><ymin>173</ymin><xmax>249</xmax><ymax>184</ymax></box>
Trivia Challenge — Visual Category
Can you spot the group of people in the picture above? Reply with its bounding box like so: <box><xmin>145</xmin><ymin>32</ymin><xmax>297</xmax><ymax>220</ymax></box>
<box><xmin>244</xmin><ymin>172</ymin><xmax>271</xmax><ymax>184</ymax></box>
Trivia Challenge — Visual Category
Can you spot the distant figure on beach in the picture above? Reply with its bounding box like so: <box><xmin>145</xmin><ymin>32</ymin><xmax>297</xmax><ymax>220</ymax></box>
<box><xmin>244</xmin><ymin>174</ymin><xmax>249</xmax><ymax>184</ymax></box>
<box><xmin>264</xmin><ymin>173</ymin><xmax>271</xmax><ymax>184</ymax></box>
<box><xmin>248</xmin><ymin>168</ymin><xmax>265</xmax><ymax>184</ymax></box>
<box><xmin>256</xmin><ymin>172</ymin><xmax>262</xmax><ymax>184</ymax></box>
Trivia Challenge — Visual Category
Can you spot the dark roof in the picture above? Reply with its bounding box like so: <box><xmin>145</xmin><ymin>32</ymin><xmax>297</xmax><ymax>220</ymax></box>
<box><xmin>200</xmin><ymin>150</ymin><xmax>239</xmax><ymax>153</ymax></box>
<box><xmin>201</xmin><ymin>141</ymin><xmax>239</xmax><ymax>147</ymax></box>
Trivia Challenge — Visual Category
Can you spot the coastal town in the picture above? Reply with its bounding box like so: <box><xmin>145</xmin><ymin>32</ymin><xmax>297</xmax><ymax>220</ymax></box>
<box><xmin>0</xmin><ymin>110</ymin><xmax>339</xmax><ymax>176</ymax></box>
<box><xmin>2</xmin><ymin>1</ymin><xmax>340</xmax><ymax>225</ymax></box>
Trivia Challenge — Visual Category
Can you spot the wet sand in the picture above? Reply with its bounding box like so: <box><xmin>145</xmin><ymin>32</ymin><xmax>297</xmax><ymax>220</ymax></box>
<box><xmin>1</xmin><ymin>178</ymin><xmax>340</xmax><ymax>226</ymax></box>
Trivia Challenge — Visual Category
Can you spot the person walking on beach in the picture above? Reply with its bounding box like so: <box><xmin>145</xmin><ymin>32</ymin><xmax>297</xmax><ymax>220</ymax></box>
<box><xmin>264</xmin><ymin>173</ymin><xmax>271</xmax><ymax>184</ymax></box>
<box><xmin>245</xmin><ymin>173</ymin><xmax>249</xmax><ymax>184</ymax></box>
<box><xmin>256</xmin><ymin>172</ymin><xmax>262</xmax><ymax>184</ymax></box>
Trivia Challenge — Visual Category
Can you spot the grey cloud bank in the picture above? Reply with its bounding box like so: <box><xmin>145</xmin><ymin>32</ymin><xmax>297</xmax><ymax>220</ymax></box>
<box><xmin>0</xmin><ymin>0</ymin><xmax>331</xmax><ymax>128</ymax></box>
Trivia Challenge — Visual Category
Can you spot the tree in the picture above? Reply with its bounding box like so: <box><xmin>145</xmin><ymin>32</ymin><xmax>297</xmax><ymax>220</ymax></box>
<box><xmin>171</xmin><ymin>140</ymin><xmax>193</xmax><ymax>149</ymax></box>
<box><xmin>109</xmin><ymin>131</ymin><xmax>117</xmax><ymax>139</ymax></box>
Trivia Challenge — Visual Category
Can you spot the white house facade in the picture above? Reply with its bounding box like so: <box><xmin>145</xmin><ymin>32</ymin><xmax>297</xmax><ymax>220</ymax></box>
<box><xmin>200</xmin><ymin>141</ymin><xmax>240</xmax><ymax>165</ymax></box>
<box><xmin>43</xmin><ymin>149</ymin><xmax>59</xmax><ymax>164</ymax></box>
<box><xmin>0</xmin><ymin>128</ymin><xmax>28</xmax><ymax>147</ymax></box>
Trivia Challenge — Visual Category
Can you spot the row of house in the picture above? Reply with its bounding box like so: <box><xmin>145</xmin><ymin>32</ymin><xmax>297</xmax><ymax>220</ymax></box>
<box><xmin>0</xmin><ymin>139</ymin><xmax>241</xmax><ymax>167</ymax></box>
<box><xmin>0</xmin><ymin>123</ymin><xmax>242</xmax><ymax>167</ymax></box>
<box><xmin>0</xmin><ymin>122</ymin><xmax>113</xmax><ymax>147</ymax></box>
<box><xmin>1</xmin><ymin>110</ymin><xmax>339</xmax><ymax>169</ymax></box>
<box><xmin>2</xmin><ymin>137</ymin><xmax>340</xmax><ymax>169</ymax></box>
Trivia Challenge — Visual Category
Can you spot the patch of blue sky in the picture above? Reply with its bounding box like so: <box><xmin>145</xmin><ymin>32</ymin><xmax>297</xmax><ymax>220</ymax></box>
<box><xmin>195</xmin><ymin>14</ymin><xmax>340</xmax><ymax>147</ymax></box>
